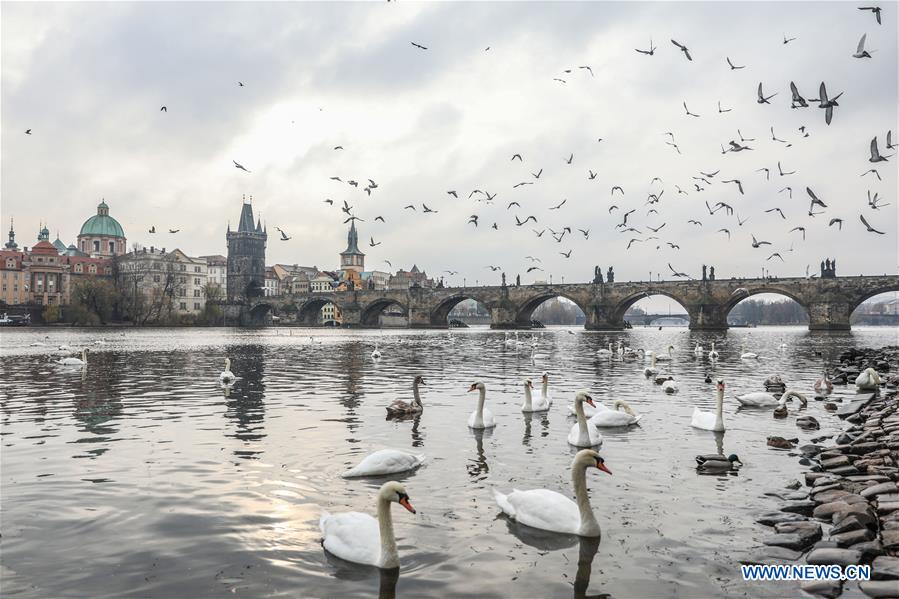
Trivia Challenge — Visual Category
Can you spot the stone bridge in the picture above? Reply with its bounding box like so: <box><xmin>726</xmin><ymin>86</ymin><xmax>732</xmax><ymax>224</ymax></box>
<box><xmin>234</xmin><ymin>274</ymin><xmax>899</xmax><ymax>331</ymax></box>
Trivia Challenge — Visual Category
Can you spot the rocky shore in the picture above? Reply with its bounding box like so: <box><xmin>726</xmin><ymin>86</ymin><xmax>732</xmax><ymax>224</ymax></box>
<box><xmin>752</xmin><ymin>346</ymin><xmax>899</xmax><ymax>598</ymax></box>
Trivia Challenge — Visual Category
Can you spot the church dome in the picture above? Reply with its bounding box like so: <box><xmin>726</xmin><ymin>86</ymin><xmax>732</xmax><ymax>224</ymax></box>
<box><xmin>79</xmin><ymin>200</ymin><xmax>125</xmax><ymax>238</ymax></box>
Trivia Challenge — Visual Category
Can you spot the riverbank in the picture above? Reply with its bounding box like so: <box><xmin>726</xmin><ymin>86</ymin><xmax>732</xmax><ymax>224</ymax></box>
<box><xmin>753</xmin><ymin>346</ymin><xmax>899</xmax><ymax>598</ymax></box>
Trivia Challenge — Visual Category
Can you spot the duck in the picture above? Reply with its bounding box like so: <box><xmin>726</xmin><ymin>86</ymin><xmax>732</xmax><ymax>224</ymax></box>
<box><xmin>814</xmin><ymin>371</ymin><xmax>833</xmax><ymax>394</ymax></box>
<box><xmin>218</xmin><ymin>357</ymin><xmax>236</xmax><ymax>384</ymax></box>
<box><xmin>660</xmin><ymin>377</ymin><xmax>679</xmax><ymax>394</ymax></box>
<box><xmin>467</xmin><ymin>382</ymin><xmax>496</xmax><ymax>429</ymax></box>
<box><xmin>371</xmin><ymin>342</ymin><xmax>382</xmax><ymax>359</ymax></box>
<box><xmin>494</xmin><ymin>449</ymin><xmax>611</xmax><ymax>537</ymax></box>
<box><xmin>740</xmin><ymin>344</ymin><xmax>759</xmax><ymax>360</ymax></box>
<box><xmin>856</xmin><ymin>368</ymin><xmax>882</xmax><ymax>390</ymax></box>
<box><xmin>655</xmin><ymin>345</ymin><xmax>675</xmax><ymax>362</ymax></box>
<box><xmin>643</xmin><ymin>351</ymin><xmax>658</xmax><ymax>377</ymax></box>
<box><xmin>342</xmin><ymin>449</ymin><xmax>426</xmax><ymax>478</ymax></box>
<box><xmin>386</xmin><ymin>376</ymin><xmax>425</xmax><ymax>416</ymax></box>
<box><xmin>522</xmin><ymin>378</ymin><xmax>551</xmax><ymax>412</ymax></box>
<box><xmin>771</xmin><ymin>391</ymin><xmax>809</xmax><ymax>418</ymax></box>
<box><xmin>693</xmin><ymin>343</ymin><xmax>704</xmax><ymax>357</ymax></box>
<box><xmin>57</xmin><ymin>348</ymin><xmax>88</xmax><ymax>366</ymax></box>
<box><xmin>568</xmin><ymin>391</ymin><xmax>604</xmax><ymax>447</ymax></box>
<box><xmin>589</xmin><ymin>399</ymin><xmax>641</xmax><ymax>427</ymax></box>
<box><xmin>691</xmin><ymin>379</ymin><xmax>726</xmax><ymax>431</ymax></box>
<box><xmin>708</xmin><ymin>342</ymin><xmax>719</xmax><ymax>361</ymax></box>
<box><xmin>704</xmin><ymin>374</ymin><xmax>713</xmax><ymax>383</ymax></box>
<box><xmin>597</xmin><ymin>343</ymin><xmax>614</xmax><ymax>357</ymax></box>
<box><xmin>695</xmin><ymin>454</ymin><xmax>742</xmax><ymax>472</ymax></box>
<box><xmin>320</xmin><ymin>481</ymin><xmax>416</xmax><ymax>569</ymax></box>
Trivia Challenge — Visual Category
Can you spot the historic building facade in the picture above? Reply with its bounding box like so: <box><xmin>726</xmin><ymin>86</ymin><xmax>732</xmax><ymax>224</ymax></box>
<box><xmin>226</xmin><ymin>200</ymin><xmax>267</xmax><ymax>301</ymax></box>
<box><xmin>77</xmin><ymin>200</ymin><xmax>127</xmax><ymax>257</ymax></box>
<box><xmin>339</xmin><ymin>221</ymin><xmax>365</xmax><ymax>289</ymax></box>
<box><xmin>117</xmin><ymin>247</ymin><xmax>208</xmax><ymax>315</ymax></box>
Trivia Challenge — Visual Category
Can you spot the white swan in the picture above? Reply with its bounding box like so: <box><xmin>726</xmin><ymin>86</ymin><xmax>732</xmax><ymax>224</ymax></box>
<box><xmin>493</xmin><ymin>449</ymin><xmax>611</xmax><ymax>537</ymax></box>
<box><xmin>597</xmin><ymin>343</ymin><xmax>613</xmax><ymax>357</ymax></box>
<box><xmin>521</xmin><ymin>379</ymin><xmax>551</xmax><ymax>412</ymax></box>
<box><xmin>386</xmin><ymin>376</ymin><xmax>425</xmax><ymax>416</ymax></box>
<box><xmin>655</xmin><ymin>345</ymin><xmax>674</xmax><ymax>362</ymax></box>
<box><xmin>693</xmin><ymin>343</ymin><xmax>704</xmax><ymax>356</ymax></box>
<box><xmin>56</xmin><ymin>348</ymin><xmax>88</xmax><ymax>366</ymax></box>
<box><xmin>504</xmin><ymin>332</ymin><xmax>517</xmax><ymax>347</ymax></box>
<box><xmin>589</xmin><ymin>399</ymin><xmax>641</xmax><ymax>427</ymax></box>
<box><xmin>708</xmin><ymin>342</ymin><xmax>719</xmax><ymax>361</ymax></box>
<box><xmin>342</xmin><ymin>449</ymin><xmax>426</xmax><ymax>478</ymax></box>
<box><xmin>773</xmin><ymin>391</ymin><xmax>809</xmax><ymax>417</ymax></box>
<box><xmin>539</xmin><ymin>372</ymin><xmax>553</xmax><ymax>405</ymax></box>
<box><xmin>856</xmin><ymin>368</ymin><xmax>881</xmax><ymax>390</ymax></box>
<box><xmin>691</xmin><ymin>379</ymin><xmax>726</xmax><ymax>431</ymax></box>
<box><xmin>467</xmin><ymin>382</ymin><xmax>496</xmax><ymax>429</ymax></box>
<box><xmin>740</xmin><ymin>344</ymin><xmax>758</xmax><ymax>360</ymax></box>
<box><xmin>371</xmin><ymin>342</ymin><xmax>382</xmax><ymax>359</ymax></box>
<box><xmin>616</xmin><ymin>342</ymin><xmax>624</xmax><ymax>357</ymax></box>
<box><xmin>737</xmin><ymin>388</ymin><xmax>806</xmax><ymax>408</ymax></box>
<box><xmin>643</xmin><ymin>351</ymin><xmax>658</xmax><ymax>377</ymax></box>
<box><xmin>219</xmin><ymin>358</ymin><xmax>236</xmax><ymax>384</ymax></box>
<box><xmin>320</xmin><ymin>481</ymin><xmax>415</xmax><ymax>568</ymax></box>
<box><xmin>568</xmin><ymin>391</ymin><xmax>603</xmax><ymax>447</ymax></box>
<box><xmin>661</xmin><ymin>378</ymin><xmax>679</xmax><ymax>394</ymax></box>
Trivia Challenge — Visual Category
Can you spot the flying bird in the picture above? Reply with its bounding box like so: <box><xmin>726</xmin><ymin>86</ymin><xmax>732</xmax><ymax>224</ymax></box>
<box><xmin>687</xmin><ymin>219</ymin><xmax>702</xmax><ymax>226</ymax></box>
<box><xmin>718</xmin><ymin>101</ymin><xmax>732</xmax><ymax>113</ymax></box>
<box><xmin>670</xmin><ymin>39</ymin><xmax>692</xmax><ymax>61</ymax></box>
<box><xmin>511</xmin><ymin>153</ymin><xmax>522</xmax><ymax>161</ymax></box>
<box><xmin>783</xmin><ymin>34</ymin><xmax>797</xmax><ymax>44</ymax></box>
<box><xmin>828</xmin><ymin>218</ymin><xmax>844</xmax><ymax>230</ymax></box>
<box><xmin>588</xmin><ymin>170</ymin><xmax>597</xmax><ymax>180</ymax></box>
<box><xmin>508</xmin><ymin>201</ymin><xmax>521</xmax><ymax>209</ymax></box>
<box><xmin>635</xmin><ymin>39</ymin><xmax>656</xmax><ymax>55</ymax></box>
<box><xmin>374</xmin><ymin>216</ymin><xmax>385</xmax><ymax>222</ymax></box>
<box><xmin>757</xmin><ymin>167</ymin><xmax>770</xmax><ymax>180</ymax></box>
<box><xmin>722</xmin><ymin>179</ymin><xmax>744</xmax><ymax>194</ymax></box>
<box><xmin>750</xmin><ymin>234</ymin><xmax>772</xmax><ymax>248</ymax></box>
<box><xmin>683</xmin><ymin>101</ymin><xmax>700</xmax><ymax>117</ymax></box>
<box><xmin>148</xmin><ymin>226</ymin><xmax>156</xmax><ymax>233</ymax></box>
<box><xmin>767</xmin><ymin>253</ymin><xmax>785</xmax><ymax>262</ymax></box>
<box><xmin>404</xmin><ymin>205</ymin><xmax>416</xmax><ymax>211</ymax></box>
<box><xmin>549</xmin><ymin>199</ymin><xmax>567</xmax><ymax>210</ymax></box>
<box><xmin>778</xmin><ymin>161</ymin><xmax>796</xmax><ymax>176</ymax></box>
<box><xmin>869</xmin><ymin>137</ymin><xmax>889</xmax><ymax>162</ymax></box>
<box><xmin>765</xmin><ymin>207</ymin><xmax>785</xmax><ymax>219</ymax></box>
<box><xmin>789</xmin><ymin>82</ymin><xmax>809</xmax><ymax>108</ymax></box>
<box><xmin>160</xmin><ymin>106</ymin><xmax>167</xmax><ymax>112</ymax></box>
<box><xmin>611</xmin><ymin>186</ymin><xmax>624</xmax><ymax>196</ymax></box>
<box><xmin>790</xmin><ymin>226</ymin><xmax>806</xmax><ymax>240</ymax></box>
<box><xmin>515</xmin><ymin>215</ymin><xmax>537</xmax><ymax>226</ymax></box>
<box><xmin>779</xmin><ymin>186</ymin><xmax>793</xmax><ymax>198</ymax></box>
<box><xmin>369</xmin><ymin>237</ymin><xmax>381</xmax><ymax>247</ymax></box>
<box><xmin>859</xmin><ymin>214</ymin><xmax>884</xmax><ymax>234</ymax></box>
<box><xmin>447</xmin><ymin>191</ymin><xmax>458</xmax><ymax>198</ymax></box>
<box><xmin>422</xmin><ymin>204</ymin><xmax>438</xmax><ymax>213</ymax></box>
<box><xmin>718</xmin><ymin>228</ymin><xmax>731</xmax><ymax>240</ymax></box>
<box><xmin>853</xmin><ymin>33</ymin><xmax>873</xmax><ymax>58</ymax></box>
<box><xmin>411</xmin><ymin>41</ymin><xmax>428</xmax><ymax>50</ymax></box>
<box><xmin>532</xmin><ymin>169</ymin><xmax>543</xmax><ymax>179</ymax></box>
<box><xmin>384</xmin><ymin>260</ymin><xmax>392</xmax><ymax>268</ymax></box>
<box><xmin>860</xmin><ymin>169</ymin><xmax>881</xmax><ymax>181</ymax></box>
<box><xmin>564</xmin><ymin>153</ymin><xmax>574</xmax><ymax>164</ymax></box>
<box><xmin>726</xmin><ymin>57</ymin><xmax>745</xmax><ymax>70</ymax></box>
<box><xmin>626</xmin><ymin>238</ymin><xmax>643</xmax><ymax>249</ymax></box>
<box><xmin>560</xmin><ymin>250</ymin><xmax>572</xmax><ymax>258</ymax></box>
<box><xmin>25</xmin><ymin>129</ymin><xmax>32</xmax><ymax>134</ymax></box>
<box><xmin>468</xmin><ymin>215</ymin><xmax>479</xmax><ymax>226</ymax></box>
<box><xmin>233</xmin><ymin>160</ymin><xmax>251</xmax><ymax>173</ymax></box>
<box><xmin>333</xmin><ymin>145</ymin><xmax>344</xmax><ymax>150</ymax></box>
<box><xmin>817</xmin><ymin>82</ymin><xmax>843</xmax><ymax>126</ymax></box>
<box><xmin>526</xmin><ymin>266</ymin><xmax>543</xmax><ymax>273</ymax></box>
<box><xmin>757</xmin><ymin>82</ymin><xmax>777</xmax><ymax>104</ymax></box>
<box><xmin>578</xmin><ymin>66</ymin><xmax>594</xmax><ymax>76</ymax></box>
<box><xmin>806</xmin><ymin>187</ymin><xmax>827</xmax><ymax>210</ymax></box>
<box><xmin>275</xmin><ymin>227</ymin><xmax>290</xmax><ymax>241</ymax></box>
<box><xmin>668</xmin><ymin>263</ymin><xmax>689</xmax><ymax>278</ymax></box>
<box><xmin>485</xmin><ymin>265</ymin><xmax>502</xmax><ymax>271</ymax></box>
<box><xmin>858</xmin><ymin>6</ymin><xmax>882</xmax><ymax>25</ymax></box>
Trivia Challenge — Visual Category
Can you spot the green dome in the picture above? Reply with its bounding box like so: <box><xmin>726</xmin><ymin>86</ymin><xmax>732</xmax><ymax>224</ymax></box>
<box><xmin>79</xmin><ymin>201</ymin><xmax>125</xmax><ymax>238</ymax></box>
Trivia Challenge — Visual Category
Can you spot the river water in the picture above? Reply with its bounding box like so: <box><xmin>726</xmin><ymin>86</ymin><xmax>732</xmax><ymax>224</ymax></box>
<box><xmin>1</xmin><ymin>326</ymin><xmax>897</xmax><ymax>598</ymax></box>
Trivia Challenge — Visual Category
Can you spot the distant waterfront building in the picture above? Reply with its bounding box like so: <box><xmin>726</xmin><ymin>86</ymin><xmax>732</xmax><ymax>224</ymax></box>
<box><xmin>200</xmin><ymin>255</ymin><xmax>227</xmax><ymax>292</ymax></box>
<box><xmin>77</xmin><ymin>200</ymin><xmax>127</xmax><ymax>257</ymax></box>
<box><xmin>264</xmin><ymin>267</ymin><xmax>279</xmax><ymax>297</ymax></box>
<box><xmin>361</xmin><ymin>270</ymin><xmax>390</xmax><ymax>290</ymax></box>
<box><xmin>272</xmin><ymin>264</ymin><xmax>318</xmax><ymax>296</ymax></box>
<box><xmin>0</xmin><ymin>248</ymin><xmax>26</xmax><ymax>305</ymax></box>
<box><xmin>226</xmin><ymin>199</ymin><xmax>267</xmax><ymax>301</ymax></box>
<box><xmin>117</xmin><ymin>247</ymin><xmax>208</xmax><ymax>315</ymax></box>
<box><xmin>389</xmin><ymin>264</ymin><xmax>435</xmax><ymax>289</ymax></box>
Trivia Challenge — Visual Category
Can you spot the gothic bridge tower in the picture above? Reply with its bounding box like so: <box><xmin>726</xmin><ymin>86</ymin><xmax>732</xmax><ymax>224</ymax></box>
<box><xmin>226</xmin><ymin>198</ymin><xmax>267</xmax><ymax>301</ymax></box>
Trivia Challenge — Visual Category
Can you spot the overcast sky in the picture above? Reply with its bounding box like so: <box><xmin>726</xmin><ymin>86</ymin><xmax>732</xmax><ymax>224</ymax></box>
<box><xmin>2</xmin><ymin>2</ymin><xmax>897</xmax><ymax>303</ymax></box>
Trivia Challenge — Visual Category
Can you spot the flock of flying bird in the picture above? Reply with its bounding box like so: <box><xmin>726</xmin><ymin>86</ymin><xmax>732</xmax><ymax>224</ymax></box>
<box><xmin>25</xmin><ymin>5</ymin><xmax>889</xmax><ymax>282</ymax></box>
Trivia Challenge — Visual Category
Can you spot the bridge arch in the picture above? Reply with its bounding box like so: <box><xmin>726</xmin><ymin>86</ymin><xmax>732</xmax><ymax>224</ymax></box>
<box><xmin>247</xmin><ymin>303</ymin><xmax>273</xmax><ymax>326</ymax></box>
<box><xmin>722</xmin><ymin>287</ymin><xmax>809</xmax><ymax>326</ymax></box>
<box><xmin>610</xmin><ymin>290</ymin><xmax>694</xmax><ymax>326</ymax></box>
<box><xmin>850</xmin><ymin>284</ymin><xmax>899</xmax><ymax>313</ymax></box>
<box><xmin>429</xmin><ymin>293</ymin><xmax>492</xmax><ymax>326</ymax></box>
<box><xmin>515</xmin><ymin>292</ymin><xmax>589</xmax><ymax>327</ymax></box>
<box><xmin>851</xmin><ymin>289</ymin><xmax>899</xmax><ymax>326</ymax></box>
<box><xmin>360</xmin><ymin>298</ymin><xmax>408</xmax><ymax>327</ymax></box>
<box><xmin>297</xmin><ymin>296</ymin><xmax>343</xmax><ymax>326</ymax></box>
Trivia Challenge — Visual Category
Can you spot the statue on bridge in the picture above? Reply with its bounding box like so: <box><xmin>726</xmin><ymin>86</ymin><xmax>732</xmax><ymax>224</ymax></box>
<box><xmin>821</xmin><ymin>259</ymin><xmax>836</xmax><ymax>278</ymax></box>
<box><xmin>501</xmin><ymin>272</ymin><xmax>507</xmax><ymax>287</ymax></box>
<box><xmin>607</xmin><ymin>266</ymin><xmax>614</xmax><ymax>283</ymax></box>
<box><xmin>516</xmin><ymin>274</ymin><xmax>520</xmax><ymax>286</ymax></box>
<box><xmin>709</xmin><ymin>266</ymin><xmax>715</xmax><ymax>281</ymax></box>
<box><xmin>593</xmin><ymin>266</ymin><xmax>603</xmax><ymax>284</ymax></box>
<box><xmin>702</xmin><ymin>264</ymin><xmax>707</xmax><ymax>281</ymax></box>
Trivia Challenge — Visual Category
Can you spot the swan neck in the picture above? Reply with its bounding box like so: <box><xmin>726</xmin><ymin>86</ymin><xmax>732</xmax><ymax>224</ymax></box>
<box><xmin>572</xmin><ymin>461</ymin><xmax>600</xmax><ymax>535</ymax></box>
<box><xmin>541</xmin><ymin>379</ymin><xmax>548</xmax><ymax>397</ymax></box>
<box><xmin>576</xmin><ymin>400</ymin><xmax>589</xmax><ymax>438</ymax></box>
<box><xmin>412</xmin><ymin>382</ymin><xmax>422</xmax><ymax>406</ymax></box>
<box><xmin>377</xmin><ymin>496</ymin><xmax>399</xmax><ymax>569</ymax></box>
<box><xmin>523</xmin><ymin>385</ymin><xmax>533</xmax><ymax>410</ymax></box>
<box><xmin>715</xmin><ymin>388</ymin><xmax>724</xmax><ymax>429</ymax></box>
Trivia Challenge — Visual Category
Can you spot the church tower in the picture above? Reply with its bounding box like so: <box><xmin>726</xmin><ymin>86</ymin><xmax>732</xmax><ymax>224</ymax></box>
<box><xmin>339</xmin><ymin>219</ymin><xmax>365</xmax><ymax>275</ymax></box>
<box><xmin>226</xmin><ymin>197</ymin><xmax>267</xmax><ymax>301</ymax></box>
<box><xmin>5</xmin><ymin>218</ymin><xmax>18</xmax><ymax>250</ymax></box>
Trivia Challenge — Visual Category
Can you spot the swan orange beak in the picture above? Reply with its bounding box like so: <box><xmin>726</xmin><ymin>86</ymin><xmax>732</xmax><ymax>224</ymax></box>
<box><xmin>399</xmin><ymin>497</ymin><xmax>416</xmax><ymax>513</ymax></box>
<box><xmin>467</xmin><ymin>384</ymin><xmax>477</xmax><ymax>392</ymax></box>
<box><xmin>596</xmin><ymin>462</ymin><xmax>612</xmax><ymax>475</ymax></box>
<box><xmin>585</xmin><ymin>397</ymin><xmax>595</xmax><ymax>407</ymax></box>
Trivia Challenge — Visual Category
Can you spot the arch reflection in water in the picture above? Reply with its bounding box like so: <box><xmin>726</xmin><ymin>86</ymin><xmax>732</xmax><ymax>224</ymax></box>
<box><xmin>223</xmin><ymin>346</ymin><xmax>266</xmax><ymax>459</ymax></box>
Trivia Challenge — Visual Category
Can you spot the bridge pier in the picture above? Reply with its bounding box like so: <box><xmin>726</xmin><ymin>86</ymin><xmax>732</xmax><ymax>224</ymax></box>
<box><xmin>808</xmin><ymin>301</ymin><xmax>852</xmax><ymax>331</ymax></box>
<box><xmin>490</xmin><ymin>300</ymin><xmax>525</xmax><ymax>329</ymax></box>
<box><xmin>685</xmin><ymin>303</ymin><xmax>728</xmax><ymax>331</ymax></box>
<box><xmin>584</xmin><ymin>304</ymin><xmax>625</xmax><ymax>330</ymax></box>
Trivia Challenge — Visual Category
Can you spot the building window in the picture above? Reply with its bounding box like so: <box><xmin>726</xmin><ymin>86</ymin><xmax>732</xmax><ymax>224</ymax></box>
<box><xmin>194</xmin><ymin>289</ymin><xmax>200</xmax><ymax>297</ymax></box>
<box><xmin>180</xmin><ymin>302</ymin><xmax>187</xmax><ymax>310</ymax></box>
<box><xmin>89</xmin><ymin>265</ymin><xmax>96</xmax><ymax>274</ymax></box>
<box><xmin>194</xmin><ymin>266</ymin><xmax>201</xmax><ymax>273</ymax></box>
<box><xmin>93</xmin><ymin>240</ymin><xmax>100</xmax><ymax>253</ymax></box>
<box><xmin>109</xmin><ymin>241</ymin><xmax>115</xmax><ymax>254</ymax></box>
<box><xmin>194</xmin><ymin>277</ymin><xmax>200</xmax><ymax>285</ymax></box>
<box><xmin>194</xmin><ymin>302</ymin><xmax>200</xmax><ymax>310</ymax></box>
<box><xmin>179</xmin><ymin>289</ymin><xmax>186</xmax><ymax>297</ymax></box>
<box><xmin>153</xmin><ymin>275</ymin><xmax>160</xmax><ymax>283</ymax></box>
<box><xmin>179</xmin><ymin>265</ymin><xmax>186</xmax><ymax>271</ymax></box>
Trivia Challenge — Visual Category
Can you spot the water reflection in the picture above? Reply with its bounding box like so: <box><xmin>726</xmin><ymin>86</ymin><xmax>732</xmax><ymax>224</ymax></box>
<box><xmin>224</xmin><ymin>346</ymin><xmax>266</xmax><ymax>459</ymax></box>
<box><xmin>467</xmin><ymin>428</ymin><xmax>491</xmax><ymax>479</ymax></box>
<box><xmin>573</xmin><ymin>536</ymin><xmax>604</xmax><ymax>599</ymax></box>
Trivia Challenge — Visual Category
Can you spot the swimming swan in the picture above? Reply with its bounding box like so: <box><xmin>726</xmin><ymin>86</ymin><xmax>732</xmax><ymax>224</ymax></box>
<box><xmin>691</xmin><ymin>379</ymin><xmax>726</xmax><ymax>432</ymax></box>
<box><xmin>568</xmin><ymin>391</ymin><xmax>603</xmax><ymax>447</ymax></box>
<box><xmin>386</xmin><ymin>376</ymin><xmax>426</xmax><ymax>416</ymax></box>
<box><xmin>467</xmin><ymin>382</ymin><xmax>496</xmax><ymax>429</ymax></box>
<box><xmin>342</xmin><ymin>450</ymin><xmax>426</xmax><ymax>478</ymax></box>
